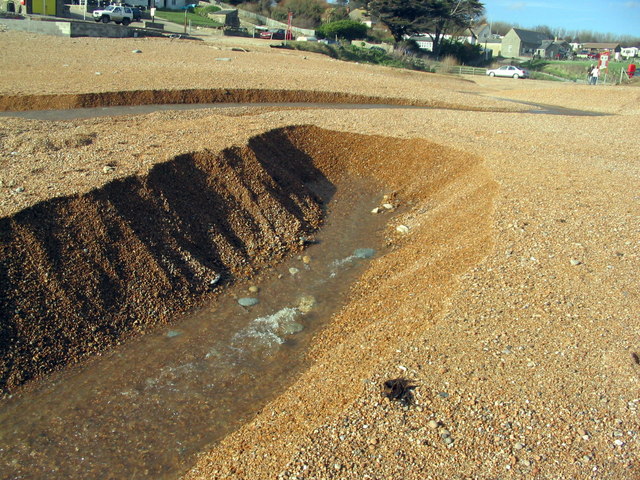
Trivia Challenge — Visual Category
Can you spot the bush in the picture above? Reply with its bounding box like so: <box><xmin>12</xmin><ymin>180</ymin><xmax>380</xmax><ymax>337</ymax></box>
<box><xmin>195</xmin><ymin>5</ymin><xmax>221</xmax><ymax>17</ymax></box>
<box><xmin>317</xmin><ymin>19</ymin><xmax>368</xmax><ymax>41</ymax></box>
<box><xmin>437</xmin><ymin>39</ymin><xmax>483</xmax><ymax>65</ymax></box>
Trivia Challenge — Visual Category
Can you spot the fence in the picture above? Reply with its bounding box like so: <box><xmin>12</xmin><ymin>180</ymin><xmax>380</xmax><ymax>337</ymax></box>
<box><xmin>434</xmin><ymin>65</ymin><xmax>487</xmax><ymax>75</ymax></box>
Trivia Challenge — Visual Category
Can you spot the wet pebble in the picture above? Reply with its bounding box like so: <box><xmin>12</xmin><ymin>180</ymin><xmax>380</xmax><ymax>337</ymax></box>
<box><xmin>248</xmin><ymin>285</ymin><xmax>259</xmax><ymax>293</ymax></box>
<box><xmin>396</xmin><ymin>225</ymin><xmax>409</xmax><ymax>234</ymax></box>
<box><xmin>238</xmin><ymin>297</ymin><xmax>259</xmax><ymax>307</ymax></box>
<box><xmin>166</xmin><ymin>330</ymin><xmax>182</xmax><ymax>338</ymax></box>
<box><xmin>289</xmin><ymin>267</ymin><xmax>299</xmax><ymax>276</ymax></box>
<box><xmin>279</xmin><ymin>321</ymin><xmax>304</xmax><ymax>335</ymax></box>
<box><xmin>298</xmin><ymin>295</ymin><xmax>316</xmax><ymax>313</ymax></box>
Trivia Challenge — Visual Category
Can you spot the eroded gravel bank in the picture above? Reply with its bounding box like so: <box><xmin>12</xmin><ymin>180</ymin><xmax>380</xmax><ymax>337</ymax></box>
<box><xmin>0</xmin><ymin>29</ymin><xmax>639</xmax><ymax>479</ymax></box>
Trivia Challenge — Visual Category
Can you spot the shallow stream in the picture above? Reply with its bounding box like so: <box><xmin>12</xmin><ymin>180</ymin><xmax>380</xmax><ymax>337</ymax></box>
<box><xmin>0</xmin><ymin>178</ymin><xmax>389</xmax><ymax>479</ymax></box>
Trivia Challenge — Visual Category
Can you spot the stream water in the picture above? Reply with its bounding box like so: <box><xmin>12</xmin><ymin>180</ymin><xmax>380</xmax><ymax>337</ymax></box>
<box><xmin>0</xmin><ymin>179</ymin><xmax>388</xmax><ymax>479</ymax></box>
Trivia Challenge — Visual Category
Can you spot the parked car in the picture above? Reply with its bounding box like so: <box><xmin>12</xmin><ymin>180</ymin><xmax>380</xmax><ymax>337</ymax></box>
<box><xmin>587</xmin><ymin>52</ymin><xmax>600</xmax><ymax>59</ymax></box>
<box><xmin>131</xmin><ymin>7</ymin><xmax>142</xmax><ymax>22</ymax></box>
<box><xmin>259</xmin><ymin>29</ymin><xmax>293</xmax><ymax>40</ymax></box>
<box><xmin>92</xmin><ymin>5</ymin><xmax>134</xmax><ymax>25</ymax></box>
<box><xmin>486</xmin><ymin>65</ymin><xmax>529</xmax><ymax>79</ymax></box>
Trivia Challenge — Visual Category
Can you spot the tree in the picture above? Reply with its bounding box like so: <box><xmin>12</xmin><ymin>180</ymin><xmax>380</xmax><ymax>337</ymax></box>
<box><xmin>369</xmin><ymin>0</ymin><xmax>484</xmax><ymax>57</ymax></box>
<box><xmin>271</xmin><ymin>0</ymin><xmax>328</xmax><ymax>28</ymax></box>
<box><xmin>317</xmin><ymin>19</ymin><xmax>368</xmax><ymax>40</ymax></box>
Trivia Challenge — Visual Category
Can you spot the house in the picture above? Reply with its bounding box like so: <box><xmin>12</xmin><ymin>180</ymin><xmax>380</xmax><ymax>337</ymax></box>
<box><xmin>582</xmin><ymin>42</ymin><xmax>622</xmax><ymax>60</ymax></box>
<box><xmin>470</xmin><ymin>24</ymin><xmax>492</xmax><ymax>44</ymax></box>
<box><xmin>1</xmin><ymin>0</ymin><xmax>65</xmax><ymax>16</ymax></box>
<box><xmin>535</xmin><ymin>39</ymin><xmax>571</xmax><ymax>59</ymax></box>
<box><xmin>409</xmin><ymin>28</ymin><xmax>478</xmax><ymax>52</ymax></box>
<box><xmin>501</xmin><ymin>28</ymin><xmax>551</xmax><ymax>58</ymax></box>
<box><xmin>154</xmin><ymin>0</ymin><xmax>192</xmax><ymax>9</ymax></box>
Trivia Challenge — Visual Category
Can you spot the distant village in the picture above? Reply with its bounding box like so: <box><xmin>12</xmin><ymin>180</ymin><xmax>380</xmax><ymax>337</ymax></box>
<box><xmin>407</xmin><ymin>25</ymin><xmax>638</xmax><ymax>61</ymax></box>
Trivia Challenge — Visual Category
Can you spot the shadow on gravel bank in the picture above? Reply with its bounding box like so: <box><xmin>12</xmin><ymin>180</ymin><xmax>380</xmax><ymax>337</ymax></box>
<box><xmin>0</xmin><ymin>88</ymin><xmax>506</xmax><ymax>113</ymax></box>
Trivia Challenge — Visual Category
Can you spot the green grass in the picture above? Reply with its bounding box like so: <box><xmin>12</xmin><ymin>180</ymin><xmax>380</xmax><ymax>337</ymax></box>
<box><xmin>153</xmin><ymin>8</ymin><xmax>223</xmax><ymax>28</ymax></box>
<box><xmin>520</xmin><ymin>58</ymin><xmax>637</xmax><ymax>83</ymax></box>
<box><xmin>288</xmin><ymin>42</ymin><xmax>432</xmax><ymax>71</ymax></box>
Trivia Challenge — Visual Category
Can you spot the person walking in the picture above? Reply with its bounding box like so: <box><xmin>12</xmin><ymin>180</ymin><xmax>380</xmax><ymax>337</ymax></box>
<box><xmin>591</xmin><ymin>66</ymin><xmax>600</xmax><ymax>85</ymax></box>
<box><xmin>587</xmin><ymin>64</ymin><xmax>594</xmax><ymax>83</ymax></box>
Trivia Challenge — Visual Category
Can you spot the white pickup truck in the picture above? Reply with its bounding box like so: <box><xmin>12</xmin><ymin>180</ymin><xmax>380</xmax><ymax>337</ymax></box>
<box><xmin>92</xmin><ymin>5</ymin><xmax>134</xmax><ymax>25</ymax></box>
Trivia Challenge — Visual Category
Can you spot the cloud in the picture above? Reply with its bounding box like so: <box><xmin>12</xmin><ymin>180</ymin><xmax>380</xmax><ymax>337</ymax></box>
<box><xmin>504</xmin><ymin>1</ymin><xmax>570</xmax><ymax>10</ymax></box>
<box><xmin>507</xmin><ymin>1</ymin><xmax>527</xmax><ymax>9</ymax></box>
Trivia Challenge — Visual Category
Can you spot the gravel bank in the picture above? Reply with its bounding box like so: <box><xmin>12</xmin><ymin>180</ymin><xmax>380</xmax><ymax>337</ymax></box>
<box><xmin>0</xmin><ymin>30</ymin><xmax>638</xmax><ymax>479</ymax></box>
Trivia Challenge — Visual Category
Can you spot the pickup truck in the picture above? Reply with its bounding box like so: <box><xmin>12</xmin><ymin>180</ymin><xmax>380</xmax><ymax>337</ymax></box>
<box><xmin>92</xmin><ymin>5</ymin><xmax>134</xmax><ymax>25</ymax></box>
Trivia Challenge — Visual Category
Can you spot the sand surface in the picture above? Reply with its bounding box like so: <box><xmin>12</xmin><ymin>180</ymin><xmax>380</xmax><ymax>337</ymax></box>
<box><xmin>1</xmin><ymin>29</ymin><xmax>639</xmax><ymax>479</ymax></box>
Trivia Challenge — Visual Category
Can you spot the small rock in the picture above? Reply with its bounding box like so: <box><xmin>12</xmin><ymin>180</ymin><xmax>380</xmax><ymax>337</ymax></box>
<box><xmin>302</xmin><ymin>255</ymin><xmax>311</xmax><ymax>264</ymax></box>
<box><xmin>13</xmin><ymin>186</ymin><xmax>25</xmax><ymax>193</ymax></box>
<box><xmin>438</xmin><ymin>391</ymin><xmax>449</xmax><ymax>398</ymax></box>
<box><xmin>215</xmin><ymin>57</ymin><xmax>232</xmax><ymax>61</ymax></box>
<box><xmin>166</xmin><ymin>330</ymin><xmax>182</xmax><ymax>338</ymax></box>
<box><xmin>614</xmin><ymin>439</ymin><xmax>624</xmax><ymax>447</ymax></box>
<box><xmin>570</xmin><ymin>258</ymin><xmax>582</xmax><ymax>266</ymax></box>
<box><xmin>297</xmin><ymin>295</ymin><xmax>316</xmax><ymax>313</ymax></box>
<box><xmin>103</xmin><ymin>165</ymin><xmax>115</xmax><ymax>174</ymax></box>
<box><xmin>279</xmin><ymin>321</ymin><xmax>304</xmax><ymax>335</ymax></box>
<box><xmin>428</xmin><ymin>420</ymin><xmax>439</xmax><ymax>429</ymax></box>
<box><xmin>288</xmin><ymin>267</ymin><xmax>299</xmax><ymax>276</ymax></box>
<box><xmin>333</xmin><ymin>463</ymin><xmax>342</xmax><ymax>471</ymax></box>
<box><xmin>95</xmin><ymin>72</ymin><xmax>101</xmax><ymax>75</ymax></box>
<box><xmin>582</xmin><ymin>455</ymin><xmax>591</xmax><ymax>462</ymax></box>
<box><xmin>238</xmin><ymin>297</ymin><xmax>259</xmax><ymax>307</ymax></box>
<box><xmin>396</xmin><ymin>225</ymin><xmax>409</xmax><ymax>234</ymax></box>
<box><xmin>514</xmin><ymin>442</ymin><xmax>524</xmax><ymax>450</ymax></box>
<box><xmin>248</xmin><ymin>285</ymin><xmax>259</xmax><ymax>293</ymax></box>
<box><xmin>132</xmin><ymin>49</ymin><xmax>142</xmax><ymax>53</ymax></box>
<box><xmin>382</xmin><ymin>203</ymin><xmax>394</xmax><ymax>210</ymax></box>
<box><xmin>371</xmin><ymin>207</ymin><xmax>380</xmax><ymax>214</ymax></box>
<box><xmin>443</xmin><ymin>436</ymin><xmax>454</xmax><ymax>445</ymax></box>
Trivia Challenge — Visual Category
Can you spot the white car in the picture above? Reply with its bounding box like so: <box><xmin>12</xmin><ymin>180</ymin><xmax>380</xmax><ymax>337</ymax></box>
<box><xmin>486</xmin><ymin>65</ymin><xmax>529</xmax><ymax>79</ymax></box>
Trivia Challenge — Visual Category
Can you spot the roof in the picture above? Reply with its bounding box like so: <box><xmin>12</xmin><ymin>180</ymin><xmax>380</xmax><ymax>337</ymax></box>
<box><xmin>471</xmin><ymin>24</ymin><xmax>490</xmax><ymax>36</ymax></box>
<box><xmin>510</xmin><ymin>28</ymin><xmax>551</xmax><ymax>44</ymax></box>
<box><xmin>582</xmin><ymin>42</ymin><xmax>620</xmax><ymax>49</ymax></box>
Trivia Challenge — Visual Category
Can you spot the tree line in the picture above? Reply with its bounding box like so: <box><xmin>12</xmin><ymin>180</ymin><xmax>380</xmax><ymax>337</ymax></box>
<box><xmin>222</xmin><ymin>0</ymin><xmax>639</xmax><ymax>47</ymax></box>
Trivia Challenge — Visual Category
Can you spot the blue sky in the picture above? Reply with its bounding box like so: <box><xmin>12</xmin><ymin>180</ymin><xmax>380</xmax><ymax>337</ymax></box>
<box><xmin>481</xmin><ymin>0</ymin><xmax>640</xmax><ymax>37</ymax></box>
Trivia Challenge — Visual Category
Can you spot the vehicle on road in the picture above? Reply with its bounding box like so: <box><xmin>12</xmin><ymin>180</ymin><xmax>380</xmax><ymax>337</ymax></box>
<box><xmin>92</xmin><ymin>5</ymin><xmax>134</xmax><ymax>25</ymax></box>
<box><xmin>131</xmin><ymin>7</ymin><xmax>142</xmax><ymax>22</ymax></box>
<box><xmin>259</xmin><ymin>29</ymin><xmax>293</xmax><ymax>40</ymax></box>
<box><xmin>486</xmin><ymin>65</ymin><xmax>529</xmax><ymax>79</ymax></box>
